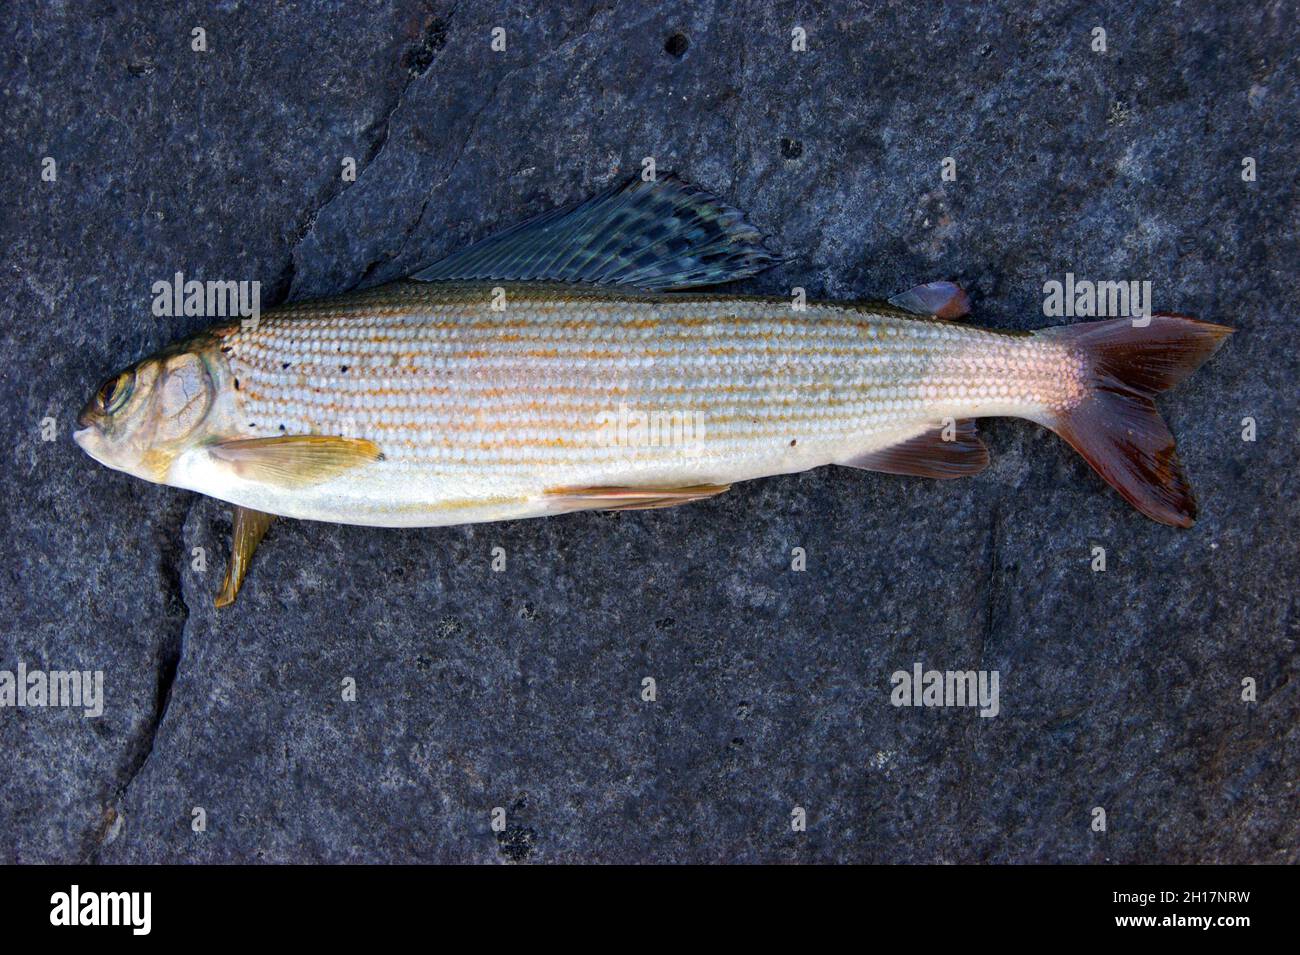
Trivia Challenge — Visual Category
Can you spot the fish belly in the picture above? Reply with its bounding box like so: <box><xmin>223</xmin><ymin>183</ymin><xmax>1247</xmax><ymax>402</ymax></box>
<box><xmin>194</xmin><ymin>282</ymin><xmax>1073</xmax><ymax>527</ymax></box>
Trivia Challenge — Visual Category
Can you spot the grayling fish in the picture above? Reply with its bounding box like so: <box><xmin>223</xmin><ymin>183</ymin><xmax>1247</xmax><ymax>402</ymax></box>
<box><xmin>74</xmin><ymin>176</ymin><xmax>1231</xmax><ymax>604</ymax></box>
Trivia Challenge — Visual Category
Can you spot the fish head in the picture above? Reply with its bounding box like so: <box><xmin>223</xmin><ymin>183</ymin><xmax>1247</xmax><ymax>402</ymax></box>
<box><xmin>75</xmin><ymin>339</ymin><xmax>219</xmax><ymax>483</ymax></box>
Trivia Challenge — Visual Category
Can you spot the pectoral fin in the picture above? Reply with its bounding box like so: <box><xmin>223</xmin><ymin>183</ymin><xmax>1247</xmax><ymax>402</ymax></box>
<box><xmin>215</xmin><ymin>506</ymin><xmax>275</xmax><ymax>607</ymax></box>
<box><xmin>547</xmin><ymin>484</ymin><xmax>731</xmax><ymax>512</ymax></box>
<box><xmin>209</xmin><ymin>435</ymin><xmax>382</xmax><ymax>488</ymax></box>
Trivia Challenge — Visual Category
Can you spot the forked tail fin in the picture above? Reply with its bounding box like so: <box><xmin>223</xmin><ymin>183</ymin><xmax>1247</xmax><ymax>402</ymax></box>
<box><xmin>1037</xmin><ymin>315</ymin><xmax>1232</xmax><ymax>527</ymax></box>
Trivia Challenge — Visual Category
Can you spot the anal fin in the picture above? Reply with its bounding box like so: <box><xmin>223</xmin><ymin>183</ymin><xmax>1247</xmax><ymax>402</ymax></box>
<box><xmin>215</xmin><ymin>506</ymin><xmax>275</xmax><ymax>607</ymax></box>
<box><xmin>839</xmin><ymin>421</ymin><xmax>989</xmax><ymax>479</ymax></box>
<box><xmin>547</xmin><ymin>484</ymin><xmax>731</xmax><ymax>512</ymax></box>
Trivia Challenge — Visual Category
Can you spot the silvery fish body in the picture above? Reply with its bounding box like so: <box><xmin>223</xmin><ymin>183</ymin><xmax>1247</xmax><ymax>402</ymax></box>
<box><xmin>178</xmin><ymin>281</ymin><xmax>1075</xmax><ymax>527</ymax></box>
<box><xmin>74</xmin><ymin>176</ymin><xmax>1230</xmax><ymax>604</ymax></box>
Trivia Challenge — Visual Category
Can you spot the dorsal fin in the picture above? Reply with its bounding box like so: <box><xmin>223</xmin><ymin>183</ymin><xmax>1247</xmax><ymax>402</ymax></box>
<box><xmin>410</xmin><ymin>175</ymin><xmax>780</xmax><ymax>291</ymax></box>
<box><xmin>838</xmin><ymin>421</ymin><xmax>989</xmax><ymax>478</ymax></box>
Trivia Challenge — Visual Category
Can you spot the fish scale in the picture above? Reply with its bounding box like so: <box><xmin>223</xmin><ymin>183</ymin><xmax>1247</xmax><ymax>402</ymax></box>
<box><xmin>219</xmin><ymin>282</ymin><xmax>1075</xmax><ymax>481</ymax></box>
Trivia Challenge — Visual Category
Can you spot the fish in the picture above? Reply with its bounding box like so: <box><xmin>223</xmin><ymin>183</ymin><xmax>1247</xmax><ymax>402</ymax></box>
<box><xmin>74</xmin><ymin>175</ymin><xmax>1232</xmax><ymax>606</ymax></box>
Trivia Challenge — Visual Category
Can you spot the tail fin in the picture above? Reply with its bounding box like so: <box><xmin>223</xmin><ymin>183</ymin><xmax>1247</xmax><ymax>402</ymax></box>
<box><xmin>1037</xmin><ymin>315</ymin><xmax>1232</xmax><ymax>527</ymax></box>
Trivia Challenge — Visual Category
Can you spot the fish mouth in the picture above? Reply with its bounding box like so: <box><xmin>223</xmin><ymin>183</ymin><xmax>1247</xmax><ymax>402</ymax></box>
<box><xmin>72</xmin><ymin>426</ymin><xmax>108</xmax><ymax>466</ymax></box>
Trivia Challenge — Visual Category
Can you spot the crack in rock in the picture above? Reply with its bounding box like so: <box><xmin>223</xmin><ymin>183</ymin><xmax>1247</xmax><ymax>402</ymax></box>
<box><xmin>287</xmin><ymin>5</ymin><xmax>459</xmax><ymax>298</ymax></box>
<box><xmin>85</xmin><ymin>494</ymin><xmax>194</xmax><ymax>861</ymax></box>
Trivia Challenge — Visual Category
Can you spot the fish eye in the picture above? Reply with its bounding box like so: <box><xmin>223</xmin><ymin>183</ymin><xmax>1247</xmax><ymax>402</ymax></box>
<box><xmin>96</xmin><ymin>371</ymin><xmax>134</xmax><ymax>415</ymax></box>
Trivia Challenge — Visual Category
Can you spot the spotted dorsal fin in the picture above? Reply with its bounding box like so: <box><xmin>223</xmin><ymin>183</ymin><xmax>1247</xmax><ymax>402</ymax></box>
<box><xmin>410</xmin><ymin>175</ymin><xmax>779</xmax><ymax>291</ymax></box>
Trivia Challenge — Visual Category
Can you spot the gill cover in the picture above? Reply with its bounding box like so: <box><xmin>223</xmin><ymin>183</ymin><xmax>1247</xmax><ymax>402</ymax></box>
<box><xmin>152</xmin><ymin>352</ymin><xmax>212</xmax><ymax>441</ymax></box>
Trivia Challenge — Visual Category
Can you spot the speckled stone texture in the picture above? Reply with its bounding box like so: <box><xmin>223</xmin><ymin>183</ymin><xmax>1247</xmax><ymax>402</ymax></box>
<box><xmin>2</xmin><ymin>0</ymin><xmax>1295</xmax><ymax>863</ymax></box>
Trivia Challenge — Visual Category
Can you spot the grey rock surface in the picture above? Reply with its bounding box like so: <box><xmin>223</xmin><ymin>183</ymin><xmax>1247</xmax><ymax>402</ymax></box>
<box><xmin>2</xmin><ymin>0</ymin><xmax>1295</xmax><ymax>862</ymax></box>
